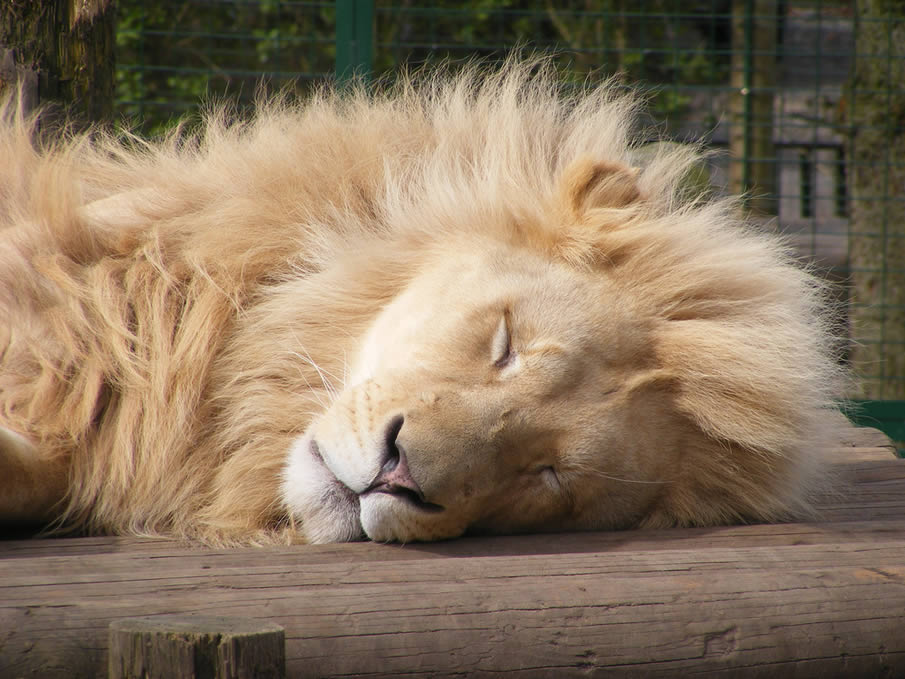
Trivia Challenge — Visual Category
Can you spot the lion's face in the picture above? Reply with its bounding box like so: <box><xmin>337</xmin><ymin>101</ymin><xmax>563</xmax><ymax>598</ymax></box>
<box><xmin>282</xmin><ymin>244</ymin><xmax>681</xmax><ymax>543</ymax></box>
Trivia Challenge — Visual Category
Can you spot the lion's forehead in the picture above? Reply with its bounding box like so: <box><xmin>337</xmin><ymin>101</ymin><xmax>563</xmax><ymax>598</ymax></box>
<box><xmin>350</xmin><ymin>245</ymin><xmax>636</xmax><ymax>385</ymax></box>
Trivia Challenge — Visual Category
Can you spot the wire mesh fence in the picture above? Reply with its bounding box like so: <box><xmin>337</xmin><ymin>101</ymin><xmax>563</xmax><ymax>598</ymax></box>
<box><xmin>116</xmin><ymin>1</ymin><xmax>337</xmax><ymax>128</ymax></box>
<box><xmin>115</xmin><ymin>0</ymin><xmax>904</xmax><ymax>446</ymax></box>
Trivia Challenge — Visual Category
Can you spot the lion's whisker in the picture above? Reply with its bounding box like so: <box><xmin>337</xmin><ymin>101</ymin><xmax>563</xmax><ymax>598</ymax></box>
<box><xmin>288</xmin><ymin>333</ymin><xmax>345</xmax><ymax>403</ymax></box>
<box><xmin>287</xmin><ymin>351</ymin><xmax>333</xmax><ymax>409</ymax></box>
<box><xmin>572</xmin><ymin>466</ymin><xmax>670</xmax><ymax>485</ymax></box>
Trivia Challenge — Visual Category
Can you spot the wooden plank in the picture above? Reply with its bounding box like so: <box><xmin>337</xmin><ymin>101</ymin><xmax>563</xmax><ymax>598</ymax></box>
<box><xmin>2</xmin><ymin>526</ymin><xmax>905</xmax><ymax>677</ymax></box>
<box><xmin>0</xmin><ymin>426</ymin><xmax>902</xmax><ymax>677</ymax></box>
<box><xmin>833</xmin><ymin>424</ymin><xmax>897</xmax><ymax>452</ymax></box>
<box><xmin>819</xmin><ymin>445</ymin><xmax>905</xmax><ymax>521</ymax></box>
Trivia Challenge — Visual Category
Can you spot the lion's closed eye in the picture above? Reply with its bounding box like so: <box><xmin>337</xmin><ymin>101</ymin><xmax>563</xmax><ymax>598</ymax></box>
<box><xmin>491</xmin><ymin>315</ymin><xmax>515</xmax><ymax>368</ymax></box>
<box><xmin>538</xmin><ymin>465</ymin><xmax>560</xmax><ymax>490</ymax></box>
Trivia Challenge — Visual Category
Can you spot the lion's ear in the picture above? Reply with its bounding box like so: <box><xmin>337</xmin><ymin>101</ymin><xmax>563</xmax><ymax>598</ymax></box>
<box><xmin>557</xmin><ymin>156</ymin><xmax>641</xmax><ymax>220</ymax></box>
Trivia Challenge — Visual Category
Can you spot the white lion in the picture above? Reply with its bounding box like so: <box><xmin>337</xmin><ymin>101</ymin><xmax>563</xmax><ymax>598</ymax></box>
<box><xmin>0</xmin><ymin>59</ymin><xmax>842</xmax><ymax>544</ymax></box>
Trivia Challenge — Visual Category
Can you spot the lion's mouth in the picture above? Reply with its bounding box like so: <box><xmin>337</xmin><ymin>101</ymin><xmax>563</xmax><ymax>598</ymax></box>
<box><xmin>309</xmin><ymin>437</ymin><xmax>444</xmax><ymax>514</ymax></box>
<box><xmin>306</xmin><ymin>438</ymin><xmax>359</xmax><ymax>502</ymax></box>
<box><xmin>358</xmin><ymin>427</ymin><xmax>446</xmax><ymax>514</ymax></box>
<box><xmin>308</xmin><ymin>437</ymin><xmax>326</xmax><ymax>464</ymax></box>
<box><xmin>360</xmin><ymin>485</ymin><xmax>445</xmax><ymax>513</ymax></box>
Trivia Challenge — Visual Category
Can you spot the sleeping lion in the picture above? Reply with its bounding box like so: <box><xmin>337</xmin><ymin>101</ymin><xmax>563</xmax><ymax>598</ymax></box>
<box><xmin>0</xmin><ymin>60</ymin><xmax>842</xmax><ymax>545</ymax></box>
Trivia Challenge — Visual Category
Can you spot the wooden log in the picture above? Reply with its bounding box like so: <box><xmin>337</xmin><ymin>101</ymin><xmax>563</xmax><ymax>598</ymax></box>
<box><xmin>108</xmin><ymin>616</ymin><xmax>285</xmax><ymax>679</ymax></box>
<box><xmin>4</xmin><ymin>524</ymin><xmax>905</xmax><ymax>677</ymax></box>
<box><xmin>0</xmin><ymin>427</ymin><xmax>902</xmax><ymax>678</ymax></box>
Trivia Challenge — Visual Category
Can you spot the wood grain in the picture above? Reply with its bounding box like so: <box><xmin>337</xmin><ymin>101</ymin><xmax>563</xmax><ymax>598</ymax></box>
<box><xmin>0</xmin><ymin>426</ymin><xmax>902</xmax><ymax>678</ymax></box>
<box><xmin>108</xmin><ymin>616</ymin><xmax>284</xmax><ymax>679</ymax></box>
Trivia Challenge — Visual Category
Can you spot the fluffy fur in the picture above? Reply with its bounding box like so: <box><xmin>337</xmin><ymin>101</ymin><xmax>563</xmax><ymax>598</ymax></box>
<box><xmin>0</xmin><ymin>59</ymin><xmax>843</xmax><ymax>544</ymax></box>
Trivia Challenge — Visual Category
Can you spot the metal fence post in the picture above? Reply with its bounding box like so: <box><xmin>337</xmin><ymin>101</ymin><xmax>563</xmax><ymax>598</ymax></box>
<box><xmin>335</xmin><ymin>0</ymin><xmax>374</xmax><ymax>84</ymax></box>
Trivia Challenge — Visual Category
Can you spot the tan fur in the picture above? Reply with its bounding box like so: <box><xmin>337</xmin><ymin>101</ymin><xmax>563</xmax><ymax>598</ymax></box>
<box><xmin>0</xmin><ymin>59</ymin><xmax>843</xmax><ymax>544</ymax></box>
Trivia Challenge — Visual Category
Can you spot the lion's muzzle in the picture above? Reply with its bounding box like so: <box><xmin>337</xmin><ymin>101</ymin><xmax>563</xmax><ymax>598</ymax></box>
<box><xmin>360</xmin><ymin>415</ymin><xmax>444</xmax><ymax>513</ymax></box>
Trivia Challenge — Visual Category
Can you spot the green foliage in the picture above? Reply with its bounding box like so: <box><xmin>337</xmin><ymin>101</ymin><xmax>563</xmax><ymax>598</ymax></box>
<box><xmin>116</xmin><ymin>0</ymin><xmax>336</xmax><ymax>134</ymax></box>
<box><xmin>370</xmin><ymin>1</ymin><xmax>732</xmax><ymax>123</ymax></box>
<box><xmin>115</xmin><ymin>1</ymin><xmax>733</xmax><ymax>134</ymax></box>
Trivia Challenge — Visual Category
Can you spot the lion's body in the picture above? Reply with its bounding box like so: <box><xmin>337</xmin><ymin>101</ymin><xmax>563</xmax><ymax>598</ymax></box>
<box><xmin>0</xmin><ymin>61</ymin><xmax>842</xmax><ymax>544</ymax></box>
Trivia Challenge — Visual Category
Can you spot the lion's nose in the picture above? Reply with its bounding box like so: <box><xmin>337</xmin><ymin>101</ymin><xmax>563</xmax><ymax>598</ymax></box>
<box><xmin>365</xmin><ymin>415</ymin><xmax>423</xmax><ymax>498</ymax></box>
<box><xmin>362</xmin><ymin>415</ymin><xmax>444</xmax><ymax>513</ymax></box>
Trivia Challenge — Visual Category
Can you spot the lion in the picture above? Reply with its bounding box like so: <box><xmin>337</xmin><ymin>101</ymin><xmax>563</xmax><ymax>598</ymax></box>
<box><xmin>0</xmin><ymin>59</ymin><xmax>843</xmax><ymax>545</ymax></box>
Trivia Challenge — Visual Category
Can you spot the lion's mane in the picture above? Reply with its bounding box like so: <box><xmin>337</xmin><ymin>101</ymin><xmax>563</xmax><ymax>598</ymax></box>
<box><xmin>0</xmin><ymin>59</ymin><xmax>842</xmax><ymax>543</ymax></box>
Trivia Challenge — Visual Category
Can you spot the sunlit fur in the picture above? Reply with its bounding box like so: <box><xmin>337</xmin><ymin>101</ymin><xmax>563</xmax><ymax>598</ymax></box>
<box><xmin>0</xmin><ymin>58</ymin><xmax>843</xmax><ymax>544</ymax></box>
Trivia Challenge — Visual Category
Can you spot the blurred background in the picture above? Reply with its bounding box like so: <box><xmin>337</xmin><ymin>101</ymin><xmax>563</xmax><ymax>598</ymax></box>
<box><xmin>2</xmin><ymin>1</ymin><xmax>902</xmax><ymax>448</ymax></box>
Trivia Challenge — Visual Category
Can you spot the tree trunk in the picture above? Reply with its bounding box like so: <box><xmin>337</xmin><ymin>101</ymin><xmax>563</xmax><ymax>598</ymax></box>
<box><xmin>847</xmin><ymin>0</ymin><xmax>905</xmax><ymax>400</ymax></box>
<box><xmin>0</xmin><ymin>0</ymin><xmax>115</xmax><ymax>124</ymax></box>
<box><xmin>729</xmin><ymin>0</ymin><xmax>778</xmax><ymax>216</ymax></box>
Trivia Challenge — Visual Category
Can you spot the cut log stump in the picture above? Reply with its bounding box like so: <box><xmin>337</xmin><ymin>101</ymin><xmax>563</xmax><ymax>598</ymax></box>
<box><xmin>108</xmin><ymin>615</ymin><xmax>285</xmax><ymax>679</ymax></box>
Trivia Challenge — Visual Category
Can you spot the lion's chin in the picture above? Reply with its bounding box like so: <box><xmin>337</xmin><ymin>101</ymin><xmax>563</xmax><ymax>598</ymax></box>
<box><xmin>284</xmin><ymin>432</ymin><xmax>466</xmax><ymax>543</ymax></box>
<box><xmin>282</xmin><ymin>434</ymin><xmax>364</xmax><ymax>543</ymax></box>
<box><xmin>359</xmin><ymin>493</ymin><xmax>465</xmax><ymax>544</ymax></box>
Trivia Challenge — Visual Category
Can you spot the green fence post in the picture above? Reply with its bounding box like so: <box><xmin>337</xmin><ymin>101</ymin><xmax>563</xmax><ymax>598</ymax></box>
<box><xmin>335</xmin><ymin>0</ymin><xmax>374</xmax><ymax>85</ymax></box>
